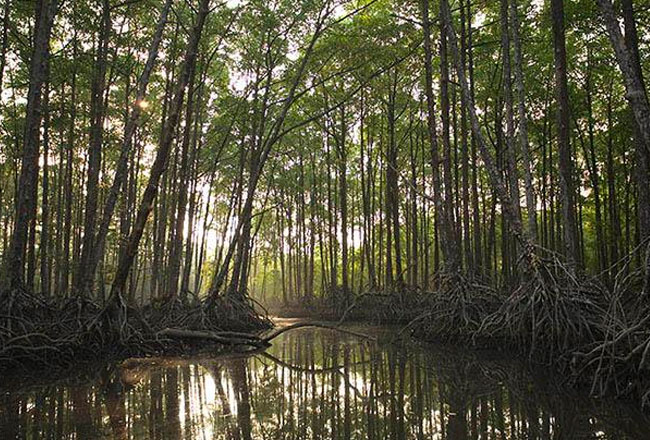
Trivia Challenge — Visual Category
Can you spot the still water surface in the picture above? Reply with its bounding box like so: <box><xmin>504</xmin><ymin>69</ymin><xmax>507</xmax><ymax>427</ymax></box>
<box><xmin>1</xmin><ymin>324</ymin><xmax>649</xmax><ymax>439</ymax></box>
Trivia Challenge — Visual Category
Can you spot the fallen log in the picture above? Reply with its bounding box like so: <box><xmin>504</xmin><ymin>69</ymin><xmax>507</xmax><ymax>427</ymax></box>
<box><xmin>156</xmin><ymin>328</ymin><xmax>269</xmax><ymax>347</ymax></box>
<box><xmin>262</xmin><ymin>322</ymin><xmax>377</xmax><ymax>343</ymax></box>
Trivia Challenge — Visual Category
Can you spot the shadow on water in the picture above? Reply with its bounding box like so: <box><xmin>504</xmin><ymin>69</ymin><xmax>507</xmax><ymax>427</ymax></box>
<box><xmin>1</xmin><ymin>325</ymin><xmax>649</xmax><ymax>439</ymax></box>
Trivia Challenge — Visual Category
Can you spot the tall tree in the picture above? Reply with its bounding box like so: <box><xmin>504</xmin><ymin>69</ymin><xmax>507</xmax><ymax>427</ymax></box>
<box><xmin>75</xmin><ymin>0</ymin><xmax>111</xmax><ymax>295</ymax></box>
<box><xmin>551</xmin><ymin>0</ymin><xmax>579</xmax><ymax>269</ymax></box>
<box><xmin>439</xmin><ymin>0</ymin><xmax>461</xmax><ymax>272</ymax></box>
<box><xmin>110</xmin><ymin>0</ymin><xmax>211</xmax><ymax>301</ymax></box>
<box><xmin>86</xmin><ymin>0</ymin><xmax>173</xmax><ymax>295</ymax></box>
<box><xmin>421</xmin><ymin>0</ymin><xmax>457</xmax><ymax>275</ymax></box>
<box><xmin>596</xmin><ymin>0</ymin><xmax>650</xmax><ymax>152</ymax></box>
<box><xmin>3</xmin><ymin>0</ymin><xmax>58</xmax><ymax>292</ymax></box>
<box><xmin>509</xmin><ymin>0</ymin><xmax>537</xmax><ymax>241</ymax></box>
<box><xmin>620</xmin><ymin>0</ymin><xmax>650</xmax><ymax>245</ymax></box>
<box><xmin>500</xmin><ymin>0</ymin><xmax>523</xmax><ymax>271</ymax></box>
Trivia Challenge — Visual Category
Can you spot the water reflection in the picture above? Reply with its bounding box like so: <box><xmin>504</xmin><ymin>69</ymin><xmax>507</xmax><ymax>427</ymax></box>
<box><xmin>1</xmin><ymin>326</ymin><xmax>649</xmax><ymax>439</ymax></box>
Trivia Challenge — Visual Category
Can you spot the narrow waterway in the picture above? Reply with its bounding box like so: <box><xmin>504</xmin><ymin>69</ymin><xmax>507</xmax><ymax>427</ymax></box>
<box><xmin>1</xmin><ymin>323</ymin><xmax>648</xmax><ymax>439</ymax></box>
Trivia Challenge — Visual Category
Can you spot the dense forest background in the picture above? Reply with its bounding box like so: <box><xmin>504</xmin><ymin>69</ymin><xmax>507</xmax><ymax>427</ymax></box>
<box><xmin>0</xmin><ymin>0</ymin><xmax>648</xmax><ymax>309</ymax></box>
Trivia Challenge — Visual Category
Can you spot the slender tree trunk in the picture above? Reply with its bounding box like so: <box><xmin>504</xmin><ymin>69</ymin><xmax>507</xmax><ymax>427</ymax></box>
<box><xmin>338</xmin><ymin>105</ymin><xmax>350</xmax><ymax>297</ymax></box>
<box><xmin>598</xmin><ymin>0</ymin><xmax>650</xmax><ymax>288</ymax></box>
<box><xmin>86</xmin><ymin>0</ymin><xmax>172</xmax><ymax>294</ymax></box>
<box><xmin>359</xmin><ymin>93</ymin><xmax>377</xmax><ymax>288</ymax></box>
<box><xmin>467</xmin><ymin>0</ymin><xmax>482</xmax><ymax>276</ymax></box>
<box><xmin>440</xmin><ymin>0</ymin><xmax>529</xmax><ymax>254</ymax></box>
<box><xmin>439</xmin><ymin>0</ymin><xmax>461</xmax><ymax>272</ymax></box>
<box><xmin>459</xmin><ymin>0</ymin><xmax>472</xmax><ymax>272</ymax></box>
<box><xmin>110</xmin><ymin>0</ymin><xmax>210</xmax><ymax>300</ymax></box>
<box><xmin>386</xmin><ymin>74</ymin><xmax>404</xmax><ymax>287</ymax></box>
<box><xmin>620</xmin><ymin>0</ymin><xmax>650</xmax><ymax>247</ymax></box>
<box><xmin>167</xmin><ymin>55</ymin><xmax>198</xmax><ymax>298</ymax></box>
<box><xmin>501</xmin><ymin>0</ymin><xmax>522</xmax><ymax>276</ymax></box>
<box><xmin>181</xmin><ymin>100</ymin><xmax>202</xmax><ymax>294</ymax></box>
<box><xmin>409</xmin><ymin>114</ymin><xmax>419</xmax><ymax>285</ymax></box>
<box><xmin>606</xmin><ymin>87</ymin><xmax>621</xmax><ymax>272</ymax></box>
<box><xmin>220</xmin><ymin>14</ymin><xmax>327</xmax><ymax>300</ymax></box>
<box><xmin>510</xmin><ymin>0</ymin><xmax>538</xmax><ymax>241</ymax></box>
<box><xmin>61</xmin><ymin>39</ymin><xmax>77</xmax><ymax>296</ymax></box>
<box><xmin>53</xmin><ymin>84</ymin><xmax>65</xmax><ymax>295</ymax></box>
<box><xmin>76</xmin><ymin>0</ymin><xmax>110</xmax><ymax>295</ymax></box>
<box><xmin>596</xmin><ymin>0</ymin><xmax>650</xmax><ymax>156</ymax></box>
<box><xmin>40</xmin><ymin>81</ymin><xmax>51</xmax><ymax>296</ymax></box>
<box><xmin>551</xmin><ymin>0</ymin><xmax>579</xmax><ymax>269</ymax></box>
<box><xmin>4</xmin><ymin>0</ymin><xmax>57</xmax><ymax>292</ymax></box>
<box><xmin>326</xmin><ymin>129</ymin><xmax>337</xmax><ymax>290</ymax></box>
<box><xmin>0</xmin><ymin>0</ymin><xmax>10</xmax><ymax>90</ymax></box>
<box><xmin>421</xmin><ymin>0</ymin><xmax>456</xmax><ymax>277</ymax></box>
<box><xmin>584</xmin><ymin>57</ymin><xmax>607</xmax><ymax>275</ymax></box>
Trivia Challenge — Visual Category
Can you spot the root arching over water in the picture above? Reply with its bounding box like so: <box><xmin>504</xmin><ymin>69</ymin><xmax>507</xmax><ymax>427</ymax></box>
<box><xmin>3</xmin><ymin>243</ymin><xmax>650</xmax><ymax>405</ymax></box>
<box><xmin>0</xmin><ymin>287</ymin><xmax>375</xmax><ymax>377</ymax></box>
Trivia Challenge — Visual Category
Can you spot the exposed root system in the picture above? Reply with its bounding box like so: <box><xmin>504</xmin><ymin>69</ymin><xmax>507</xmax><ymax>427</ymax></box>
<box><xmin>264</xmin><ymin>244</ymin><xmax>650</xmax><ymax>405</ymax></box>
<box><xmin>479</xmin><ymin>253</ymin><xmax>606</xmax><ymax>361</ymax></box>
<box><xmin>406</xmin><ymin>273</ymin><xmax>501</xmax><ymax>341</ymax></box>
<box><xmin>0</xmin><ymin>290</ymin><xmax>271</xmax><ymax>373</ymax></box>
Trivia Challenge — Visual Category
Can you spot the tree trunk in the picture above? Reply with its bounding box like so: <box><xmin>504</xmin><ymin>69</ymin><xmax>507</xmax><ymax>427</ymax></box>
<box><xmin>420</xmin><ymin>0</ymin><xmax>456</xmax><ymax>277</ymax></box>
<box><xmin>110</xmin><ymin>0</ymin><xmax>210</xmax><ymax>300</ymax></box>
<box><xmin>338</xmin><ymin>105</ymin><xmax>350</xmax><ymax>296</ymax></box>
<box><xmin>76</xmin><ymin>0</ymin><xmax>110</xmax><ymax>295</ymax></box>
<box><xmin>0</xmin><ymin>0</ymin><xmax>10</xmax><ymax>91</ymax></box>
<box><xmin>61</xmin><ymin>37</ymin><xmax>77</xmax><ymax>296</ymax></box>
<box><xmin>439</xmin><ymin>0</ymin><xmax>461</xmax><ymax>272</ymax></box>
<box><xmin>167</xmin><ymin>54</ymin><xmax>198</xmax><ymax>298</ymax></box>
<box><xmin>87</xmin><ymin>0</ymin><xmax>172</xmax><ymax>294</ymax></box>
<box><xmin>501</xmin><ymin>0</ymin><xmax>523</xmax><ymax>276</ymax></box>
<box><xmin>467</xmin><ymin>0</ymin><xmax>482</xmax><ymax>276</ymax></box>
<box><xmin>459</xmin><ymin>0</ymin><xmax>472</xmax><ymax>272</ymax></box>
<box><xmin>4</xmin><ymin>0</ymin><xmax>57</xmax><ymax>292</ymax></box>
<box><xmin>40</xmin><ymin>80</ymin><xmax>51</xmax><ymax>296</ymax></box>
<box><xmin>620</xmin><ymin>0</ymin><xmax>650</xmax><ymax>246</ymax></box>
<box><xmin>597</xmin><ymin>0</ymin><xmax>650</xmax><ymax>290</ymax></box>
<box><xmin>596</xmin><ymin>0</ymin><xmax>650</xmax><ymax>157</ymax></box>
<box><xmin>584</xmin><ymin>56</ymin><xmax>607</xmax><ymax>275</ymax></box>
<box><xmin>386</xmin><ymin>73</ymin><xmax>404</xmax><ymax>288</ymax></box>
<box><xmin>440</xmin><ymin>0</ymin><xmax>528</xmax><ymax>252</ymax></box>
<box><xmin>551</xmin><ymin>0</ymin><xmax>579</xmax><ymax>269</ymax></box>
<box><xmin>181</xmin><ymin>97</ymin><xmax>203</xmax><ymax>294</ymax></box>
<box><xmin>510</xmin><ymin>0</ymin><xmax>538</xmax><ymax>241</ymax></box>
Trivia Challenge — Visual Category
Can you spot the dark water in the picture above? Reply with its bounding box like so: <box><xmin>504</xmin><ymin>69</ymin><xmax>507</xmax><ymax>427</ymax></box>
<box><xmin>1</xmin><ymin>324</ymin><xmax>649</xmax><ymax>439</ymax></box>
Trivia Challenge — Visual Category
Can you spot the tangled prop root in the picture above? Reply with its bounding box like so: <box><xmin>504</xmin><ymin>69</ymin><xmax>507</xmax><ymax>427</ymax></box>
<box><xmin>573</xmin><ymin>242</ymin><xmax>650</xmax><ymax>402</ymax></box>
<box><xmin>0</xmin><ymin>288</ymin><xmax>272</xmax><ymax>373</ymax></box>
<box><xmin>405</xmin><ymin>273</ymin><xmax>500</xmax><ymax>341</ymax></box>
<box><xmin>478</xmin><ymin>251</ymin><xmax>606</xmax><ymax>362</ymax></box>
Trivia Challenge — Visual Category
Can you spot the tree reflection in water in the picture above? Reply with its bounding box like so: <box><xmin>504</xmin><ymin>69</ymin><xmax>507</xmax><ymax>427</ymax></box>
<box><xmin>1</xmin><ymin>327</ymin><xmax>650</xmax><ymax>439</ymax></box>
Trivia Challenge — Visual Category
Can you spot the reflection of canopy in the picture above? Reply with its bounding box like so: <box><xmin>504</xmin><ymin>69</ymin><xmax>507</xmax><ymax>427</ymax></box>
<box><xmin>3</xmin><ymin>327</ymin><xmax>650</xmax><ymax>439</ymax></box>
<box><xmin>259</xmin><ymin>351</ymin><xmax>370</xmax><ymax>374</ymax></box>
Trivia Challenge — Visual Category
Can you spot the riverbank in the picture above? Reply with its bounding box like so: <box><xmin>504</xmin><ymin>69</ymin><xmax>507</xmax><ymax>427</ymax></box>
<box><xmin>3</xmin><ymin>254</ymin><xmax>649</xmax><ymax>409</ymax></box>
<box><xmin>0</xmin><ymin>290</ymin><xmax>272</xmax><ymax>375</ymax></box>
<box><xmin>2</xmin><ymin>323</ymin><xmax>650</xmax><ymax>439</ymax></box>
<box><xmin>264</xmin><ymin>261</ymin><xmax>650</xmax><ymax>406</ymax></box>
